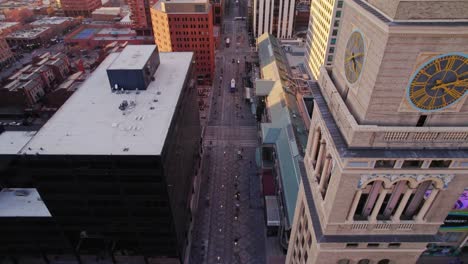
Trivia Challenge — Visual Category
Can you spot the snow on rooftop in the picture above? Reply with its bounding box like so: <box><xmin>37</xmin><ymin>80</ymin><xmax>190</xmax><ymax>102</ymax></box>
<box><xmin>107</xmin><ymin>45</ymin><xmax>156</xmax><ymax>70</ymax></box>
<box><xmin>0</xmin><ymin>131</ymin><xmax>36</xmax><ymax>154</ymax></box>
<box><xmin>22</xmin><ymin>49</ymin><xmax>193</xmax><ymax>155</ymax></box>
<box><xmin>0</xmin><ymin>188</ymin><xmax>51</xmax><ymax>217</ymax></box>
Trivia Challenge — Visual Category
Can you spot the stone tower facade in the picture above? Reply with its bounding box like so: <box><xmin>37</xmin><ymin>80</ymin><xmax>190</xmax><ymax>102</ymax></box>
<box><xmin>286</xmin><ymin>0</ymin><xmax>468</xmax><ymax>263</ymax></box>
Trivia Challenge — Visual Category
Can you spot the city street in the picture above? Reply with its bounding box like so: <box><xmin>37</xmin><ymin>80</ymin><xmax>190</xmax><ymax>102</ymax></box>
<box><xmin>189</xmin><ymin>0</ymin><xmax>267</xmax><ymax>263</ymax></box>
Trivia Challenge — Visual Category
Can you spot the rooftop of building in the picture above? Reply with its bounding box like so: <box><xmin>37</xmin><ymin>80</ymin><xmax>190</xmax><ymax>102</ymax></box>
<box><xmin>6</xmin><ymin>27</ymin><xmax>50</xmax><ymax>39</ymax></box>
<box><xmin>67</xmin><ymin>26</ymin><xmax>148</xmax><ymax>41</ymax></box>
<box><xmin>97</xmin><ymin>27</ymin><xmax>133</xmax><ymax>35</ymax></box>
<box><xmin>107</xmin><ymin>45</ymin><xmax>156</xmax><ymax>70</ymax></box>
<box><xmin>0</xmin><ymin>188</ymin><xmax>51</xmax><ymax>217</ymax></box>
<box><xmin>22</xmin><ymin>46</ymin><xmax>193</xmax><ymax>155</ymax></box>
<box><xmin>0</xmin><ymin>21</ymin><xmax>19</xmax><ymax>32</ymax></box>
<box><xmin>56</xmin><ymin>72</ymin><xmax>86</xmax><ymax>91</ymax></box>
<box><xmin>29</xmin><ymin>16</ymin><xmax>74</xmax><ymax>26</ymax></box>
<box><xmin>0</xmin><ymin>130</ymin><xmax>36</xmax><ymax>154</ymax></box>
<box><xmin>3</xmin><ymin>78</ymin><xmax>42</xmax><ymax>92</ymax></box>
<box><xmin>154</xmin><ymin>0</ymin><xmax>210</xmax><ymax>13</ymax></box>
<box><xmin>257</xmin><ymin>33</ymin><xmax>308</xmax><ymax>227</ymax></box>
<box><xmin>92</xmin><ymin>7</ymin><xmax>121</xmax><ymax>15</ymax></box>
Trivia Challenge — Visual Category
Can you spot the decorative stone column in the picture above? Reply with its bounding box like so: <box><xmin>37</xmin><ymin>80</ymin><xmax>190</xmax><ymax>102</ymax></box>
<box><xmin>314</xmin><ymin>140</ymin><xmax>326</xmax><ymax>180</ymax></box>
<box><xmin>319</xmin><ymin>155</ymin><xmax>332</xmax><ymax>191</ymax></box>
<box><xmin>369</xmin><ymin>188</ymin><xmax>390</xmax><ymax>222</ymax></box>
<box><xmin>309</xmin><ymin>128</ymin><xmax>321</xmax><ymax>160</ymax></box>
<box><xmin>347</xmin><ymin>190</ymin><xmax>362</xmax><ymax>222</ymax></box>
<box><xmin>414</xmin><ymin>189</ymin><xmax>440</xmax><ymax>222</ymax></box>
<box><xmin>391</xmin><ymin>188</ymin><xmax>414</xmax><ymax>222</ymax></box>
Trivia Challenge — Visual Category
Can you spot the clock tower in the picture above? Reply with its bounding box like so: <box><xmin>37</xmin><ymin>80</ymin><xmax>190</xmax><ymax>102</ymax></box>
<box><xmin>329</xmin><ymin>0</ymin><xmax>468</xmax><ymax>126</ymax></box>
<box><xmin>286</xmin><ymin>0</ymin><xmax>468</xmax><ymax>264</ymax></box>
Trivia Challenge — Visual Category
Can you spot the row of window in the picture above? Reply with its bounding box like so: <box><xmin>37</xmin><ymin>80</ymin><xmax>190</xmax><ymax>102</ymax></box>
<box><xmin>169</xmin><ymin>17</ymin><xmax>209</xmax><ymax>22</ymax></box>
<box><xmin>171</xmin><ymin>24</ymin><xmax>209</xmax><ymax>29</ymax></box>
<box><xmin>174</xmin><ymin>37</ymin><xmax>210</xmax><ymax>43</ymax></box>
<box><xmin>173</xmin><ymin>43</ymin><xmax>210</xmax><ymax>49</ymax></box>
<box><xmin>346</xmin><ymin>243</ymin><xmax>400</xmax><ymax>248</ymax></box>
<box><xmin>374</xmin><ymin>159</ymin><xmax>451</xmax><ymax>169</ymax></box>
<box><xmin>338</xmin><ymin>259</ymin><xmax>391</xmax><ymax>264</ymax></box>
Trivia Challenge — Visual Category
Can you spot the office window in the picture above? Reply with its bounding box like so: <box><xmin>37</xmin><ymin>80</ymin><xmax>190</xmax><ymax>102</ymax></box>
<box><xmin>327</xmin><ymin>55</ymin><xmax>333</xmax><ymax>62</ymax></box>
<box><xmin>388</xmin><ymin>243</ymin><xmax>401</xmax><ymax>248</ymax></box>
<box><xmin>336</xmin><ymin>11</ymin><xmax>342</xmax><ymax>17</ymax></box>
<box><xmin>367</xmin><ymin>243</ymin><xmax>379</xmax><ymax>248</ymax></box>
<box><xmin>346</xmin><ymin>243</ymin><xmax>358</xmax><ymax>248</ymax></box>
<box><xmin>332</xmin><ymin>29</ymin><xmax>338</xmax><ymax>36</ymax></box>
<box><xmin>338</xmin><ymin>1</ymin><xmax>344</xmax><ymax>8</ymax></box>
<box><xmin>331</xmin><ymin>38</ymin><xmax>336</xmax><ymax>44</ymax></box>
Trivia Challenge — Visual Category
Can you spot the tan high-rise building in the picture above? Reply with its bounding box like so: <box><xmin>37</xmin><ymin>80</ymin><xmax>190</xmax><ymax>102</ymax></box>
<box><xmin>286</xmin><ymin>0</ymin><xmax>468</xmax><ymax>263</ymax></box>
<box><xmin>151</xmin><ymin>0</ymin><xmax>215</xmax><ymax>84</ymax></box>
<box><xmin>305</xmin><ymin>0</ymin><xmax>344</xmax><ymax>80</ymax></box>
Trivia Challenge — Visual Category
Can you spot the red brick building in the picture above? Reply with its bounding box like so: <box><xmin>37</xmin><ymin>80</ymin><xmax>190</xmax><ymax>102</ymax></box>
<box><xmin>211</xmin><ymin>0</ymin><xmax>223</xmax><ymax>26</ymax></box>
<box><xmin>61</xmin><ymin>0</ymin><xmax>101</xmax><ymax>17</ymax></box>
<box><xmin>0</xmin><ymin>52</ymin><xmax>71</xmax><ymax>108</ymax></box>
<box><xmin>128</xmin><ymin>0</ymin><xmax>156</xmax><ymax>36</ymax></box>
<box><xmin>151</xmin><ymin>0</ymin><xmax>215</xmax><ymax>84</ymax></box>
<box><xmin>0</xmin><ymin>38</ymin><xmax>13</xmax><ymax>67</ymax></box>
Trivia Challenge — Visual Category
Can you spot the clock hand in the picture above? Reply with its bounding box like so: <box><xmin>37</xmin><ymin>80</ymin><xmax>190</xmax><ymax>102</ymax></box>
<box><xmin>430</xmin><ymin>79</ymin><xmax>468</xmax><ymax>90</ymax></box>
<box><xmin>345</xmin><ymin>53</ymin><xmax>364</xmax><ymax>62</ymax></box>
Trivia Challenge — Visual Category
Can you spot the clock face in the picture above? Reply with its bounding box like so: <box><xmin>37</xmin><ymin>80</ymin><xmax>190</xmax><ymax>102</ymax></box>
<box><xmin>407</xmin><ymin>53</ymin><xmax>468</xmax><ymax>111</ymax></box>
<box><xmin>344</xmin><ymin>31</ymin><xmax>365</xmax><ymax>84</ymax></box>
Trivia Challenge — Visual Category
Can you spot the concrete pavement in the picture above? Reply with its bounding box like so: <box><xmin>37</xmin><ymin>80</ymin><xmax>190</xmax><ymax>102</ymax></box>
<box><xmin>189</xmin><ymin>0</ymin><xmax>266</xmax><ymax>263</ymax></box>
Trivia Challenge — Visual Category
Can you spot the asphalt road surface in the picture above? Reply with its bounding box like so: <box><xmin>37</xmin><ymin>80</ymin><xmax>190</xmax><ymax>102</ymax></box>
<box><xmin>188</xmin><ymin>0</ymin><xmax>267</xmax><ymax>263</ymax></box>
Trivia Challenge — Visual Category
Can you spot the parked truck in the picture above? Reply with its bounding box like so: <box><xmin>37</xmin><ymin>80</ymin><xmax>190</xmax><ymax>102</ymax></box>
<box><xmin>225</xmin><ymin>37</ymin><xmax>230</xmax><ymax>48</ymax></box>
<box><xmin>230</xmin><ymin>78</ymin><xmax>236</xmax><ymax>92</ymax></box>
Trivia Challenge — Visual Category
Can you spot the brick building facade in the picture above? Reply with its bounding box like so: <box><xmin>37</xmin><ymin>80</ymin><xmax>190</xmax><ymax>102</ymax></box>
<box><xmin>151</xmin><ymin>0</ymin><xmax>215</xmax><ymax>84</ymax></box>
<box><xmin>61</xmin><ymin>0</ymin><xmax>101</xmax><ymax>17</ymax></box>
<box><xmin>128</xmin><ymin>0</ymin><xmax>156</xmax><ymax>36</ymax></box>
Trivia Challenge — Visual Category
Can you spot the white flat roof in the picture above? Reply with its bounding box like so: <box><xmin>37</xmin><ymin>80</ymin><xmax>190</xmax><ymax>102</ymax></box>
<box><xmin>22</xmin><ymin>48</ymin><xmax>193</xmax><ymax>155</ymax></box>
<box><xmin>107</xmin><ymin>45</ymin><xmax>156</xmax><ymax>70</ymax></box>
<box><xmin>7</xmin><ymin>27</ymin><xmax>50</xmax><ymax>38</ymax></box>
<box><xmin>30</xmin><ymin>17</ymin><xmax>73</xmax><ymax>25</ymax></box>
<box><xmin>0</xmin><ymin>188</ymin><xmax>51</xmax><ymax>217</ymax></box>
<box><xmin>265</xmin><ymin>196</ymin><xmax>280</xmax><ymax>226</ymax></box>
<box><xmin>92</xmin><ymin>7</ymin><xmax>121</xmax><ymax>15</ymax></box>
<box><xmin>0</xmin><ymin>22</ymin><xmax>19</xmax><ymax>32</ymax></box>
<box><xmin>0</xmin><ymin>131</ymin><xmax>36</xmax><ymax>154</ymax></box>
